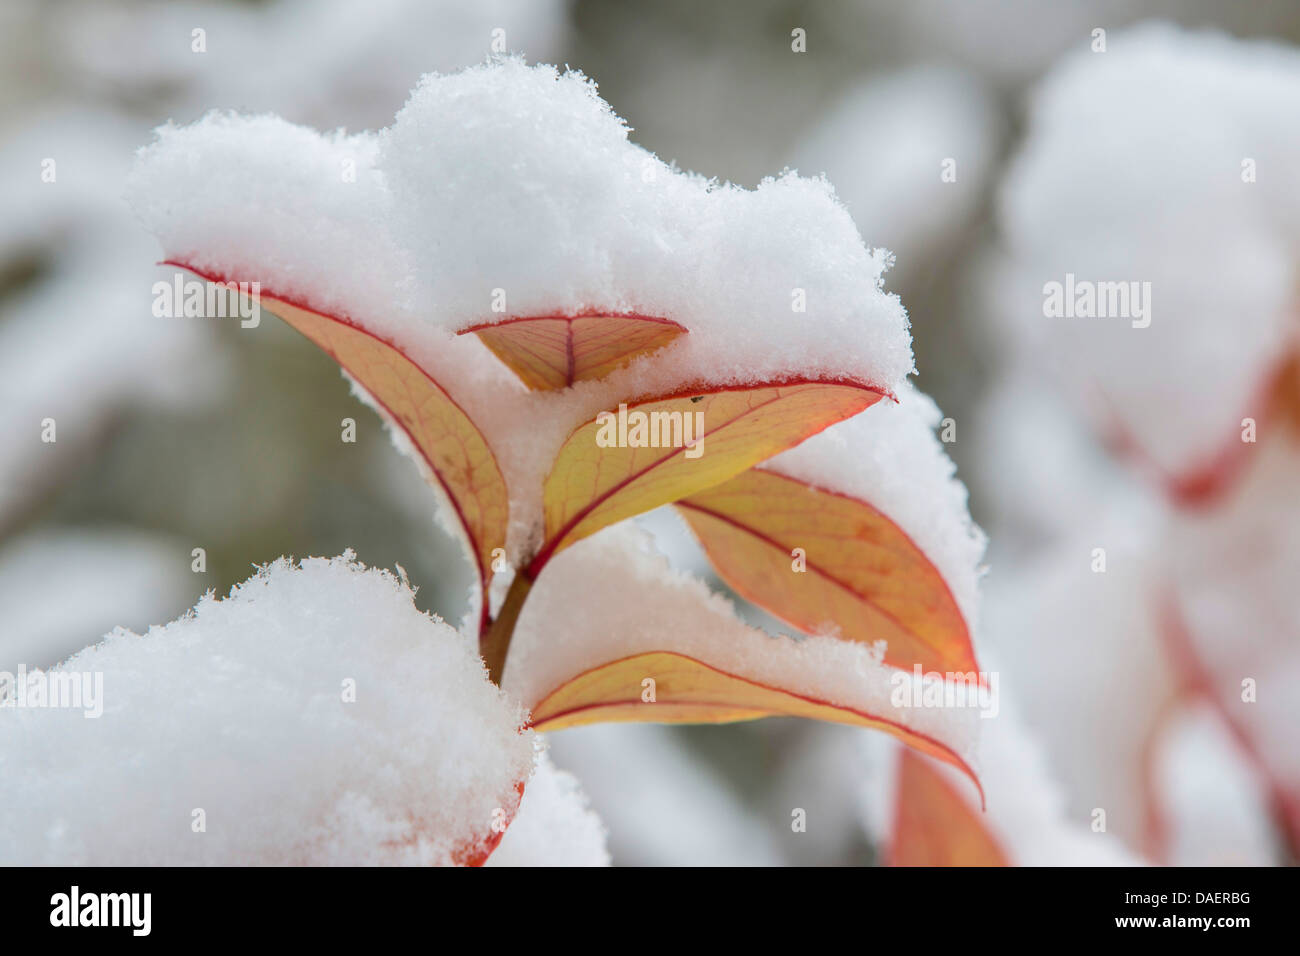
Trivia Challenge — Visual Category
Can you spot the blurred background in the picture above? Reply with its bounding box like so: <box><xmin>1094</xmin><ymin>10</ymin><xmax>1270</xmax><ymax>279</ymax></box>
<box><xmin>3</xmin><ymin>0</ymin><xmax>1298</xmax><ymax>865</ymax></box>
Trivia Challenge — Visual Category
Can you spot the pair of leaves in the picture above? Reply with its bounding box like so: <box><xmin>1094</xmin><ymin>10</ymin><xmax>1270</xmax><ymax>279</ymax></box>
<box><xmin>172</xmin><ymin>262</ymin><xmax>897</xmax><ymax>614</ymax></box>
<box><xmin>173</xmin><ymin>264</ymin><xmax>979</xmax><ymax>794</ymax></box>
<box><xmin>457</xmin><ymin>304</ymin><xmax>977</xmax><ymax>688</ymax></box>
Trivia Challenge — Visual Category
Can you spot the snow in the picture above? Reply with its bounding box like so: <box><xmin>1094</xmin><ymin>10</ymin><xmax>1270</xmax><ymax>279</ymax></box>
<box><xmin>1166</xmin><ymin>440</ymin><xmax>1300</xmax><ymax>810</ymax></box>
<box><xmin>486</xmin><ymin>751</ymin><xmax>610</xmax><ymax>867</ymax></box>
<box><xmin>0</xmin><ymin>110</ymin><xmax>224</xmax><ymax>524</ymax></box>
<box><xmin>503</xmin><ymin>525</ymin><xmax>981</xmax><ymax>769</ymax></box>
<box><xmin>962</xmin><ymin>678</ymin><xmax>1140</xmax><ymax>866</ymax></box>
<box><xmin>0</xmin><ymin>528</ymin><xmax>194</xmax><ymax>674</ymax></box>
<box><xmin>789</xmin><ymin>65</ymin><xmax>1000</xmax><ymax>280</ymax></box>
<box><xmin>127</xmin><ymin>58</ymin><xmax>916</xmax><ymax>575</ymax></box>
<box><xmin>761</xmin><ymin>382</ymin><xmax>986</xmax><ymax>638</ymax></box>
<box><xmin>545</xmin><ymin>724</ymin><xmax>784</xmax><ymax>866</ymax></box>
<box><xmin>60</xmin><ymin>0</ymin><xmax>567</xmax><ymax>132</ymax></box>
<box><xmin>1152</xmin><ymin>701</ymin><xmax>1281</xmax><ymax>866</ymax></box>
<box><xmin>859</xmin><ymin>677</ymin><xmax>1140</xmax><ymax>866</ymax></box>
<box><xmin>765</xmin><ymin>724</ymin><xmax>880</xmax><ymax>864</ymax></box>
<box><xmin>0</xmin><ymin>553</ymin><xmax>533</xmax><ymax>865</ymax></box>
<box><xmin>996</xmin><ymin>23</ymin><xmax>1300</xmax><ymax>483</ymax></box>
<box><xmin>981</xmin><ymin>502</ymin><xmax>1176</xmax><ymax>852</ymax></box>
<box><xmin>968</xmin><ymin>373</ymin><xmax>1138</xmax><ymax>556</ymax></box>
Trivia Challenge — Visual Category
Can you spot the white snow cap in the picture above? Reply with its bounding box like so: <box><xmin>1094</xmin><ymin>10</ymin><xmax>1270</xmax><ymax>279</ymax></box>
<box><xmin>128</xmin><ymin>57</ymin><xmax>917</xmax><ymax>578</ymax></box>
<box><xmin>997</xmin><ymin>23</ymin><xmax>1300</xmax><ymax>483</ymax></box>
<box><xmin>127</xmin><ymin>57</ymin><xmax>911</xmax><ymax>394</ymax></box>
<box><xmin>0</xmin><ymin>553</ymin><xmax>533</xmax><ymax>865</ymax></box>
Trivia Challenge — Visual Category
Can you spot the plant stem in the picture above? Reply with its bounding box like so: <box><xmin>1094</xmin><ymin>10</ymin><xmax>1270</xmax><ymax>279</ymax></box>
<box><xmin>480</xmin><ymin>571</ymin><xmax>533</xmax><ymax>686</ymax></box>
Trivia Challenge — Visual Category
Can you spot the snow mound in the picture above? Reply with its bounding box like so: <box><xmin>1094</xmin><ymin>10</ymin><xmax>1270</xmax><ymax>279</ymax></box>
<box><xmin>129</xmin><ymin>58</ymin><xmax>912</xmax><ymax>397</ymax></box>
<box><xmin>0</xmin><ymin>552</ymin><xmax>533</xmax><ymax>865</ymax></box>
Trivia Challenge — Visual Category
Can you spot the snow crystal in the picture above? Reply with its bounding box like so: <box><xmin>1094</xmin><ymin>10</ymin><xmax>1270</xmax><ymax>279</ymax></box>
<box><xmin>996</xmin><ymin>23</ymin><xmax>1300</xmax><ymax>482</ymax></box>
<box><xmin>486</xmin><ymin>751</ymin><xmax>610</xmax><ymax>867</ymax></box>
<box><xmin>0</xmin><ymin>553</ymin><xmax>533</xmax><ymax>865</ymax></box>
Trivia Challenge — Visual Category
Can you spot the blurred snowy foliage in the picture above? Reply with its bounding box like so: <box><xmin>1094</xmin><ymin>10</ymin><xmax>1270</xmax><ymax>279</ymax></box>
<box><xmin>3</xmin><ymin>0</ymin><xmax>1299</xmax><ymax>864</ymax></box>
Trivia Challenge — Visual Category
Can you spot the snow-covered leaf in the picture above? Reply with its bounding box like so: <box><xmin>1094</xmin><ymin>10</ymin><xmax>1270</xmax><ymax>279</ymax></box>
<box><xmin>504</xmin><ymin>528</ymin><xmax>983</xmax><ymax>798</ymax></box>
<box><xmin>677</xmin><ymin>467</ymin><xmax>975</xmax><ymax>673</ymax></box>
<box><xmin>169</xmin><ymin>262</ymin><xmax>509</xmax><ymax>616</ymax></box>
<box><xmin>531</xmin><ymin>380</ymin><xmax>884</xmax><ymax>573</ymax></box>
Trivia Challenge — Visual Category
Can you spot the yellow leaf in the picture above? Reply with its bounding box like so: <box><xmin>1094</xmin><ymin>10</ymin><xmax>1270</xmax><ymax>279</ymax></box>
<box><xmin>677</xmin><ymin>468</ymin><xmax>975</xmax><ymax>674</ymax></box>
<box><xmin>460</xmin><ymin>313</ymin><xmax>686</xmax><ymax>390</ymax></box>
<box><xmin>890</xmin><ymin>749</ymin><xmax>1006</xmax><ymax>866</ymax></box>
<box><xmin>167</xmin><ymin>262</ymin><xmax>509</xmax><ymax>625</ymax></box>
<box><xmin>528</xmin><ymin>650</ymin><xmax>980</xmax><ymax>795</ymax></box>
<box><xmin>531</xmin><ymin>381</ymin><xmax>884</xmax><ymax>575</ymax></box>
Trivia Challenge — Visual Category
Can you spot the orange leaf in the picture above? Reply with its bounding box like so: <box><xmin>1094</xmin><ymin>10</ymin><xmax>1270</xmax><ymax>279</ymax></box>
<box><xmin>676</xmin><ymin>468</ymin><xmax>975</xmax><ymax>674</ymax></box>
<box><xmin>460</xmin><ymin>313</ymin><xmax>686</xmax><ymax>390</ymax></box>
<box><xmin>166</xmin><ymin>262</ymin><xmax>509</xmax><ymax>624</ymax></box>
<box><xmin>530</xmin><ymin>380</ymin><xmax>884</xmax><ymax>575</ymax></box>
<box><xmin>890</xmin><ymin>749</ymin><xmax>1006</xmax><ymax>866</ymax></box>
<box><xmin>528</xmin><ymin>650</ymin><xmax>980</xmax><ymax>795</ymax></box>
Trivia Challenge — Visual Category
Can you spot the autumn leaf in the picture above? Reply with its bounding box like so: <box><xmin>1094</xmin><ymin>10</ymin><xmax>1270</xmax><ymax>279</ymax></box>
<box><xmin>459</xmin><ymin>313</ymin><xmax>687</xmax><ymax>390</ymax></box>
<box><xmin>528</xmin><ymin>380</ymin><xmax>885</xmax><ymax>576</ymax></box>
<box><xmin>676</xmin><ymin>468</ymin><xmax>976</xmax><ymax>674</ymax></box>
<box><xmin>502</xmin><ymin>529</ymin><xmax>983</xmax><ymax>800</ymax></box>
<box><xmin>166</xmin><ymin>262</ymin><xmax>509</xmax><ymax>627</ymax></box>
<box><xmin>890</xmin><ymin>749</ymin><xmax>1006</xmax><ymax>866</ymax></box>
<box><xmin>527</xmin><ymin>650</ymin><xmax>979</xmax><ymax>793</ymax></box>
